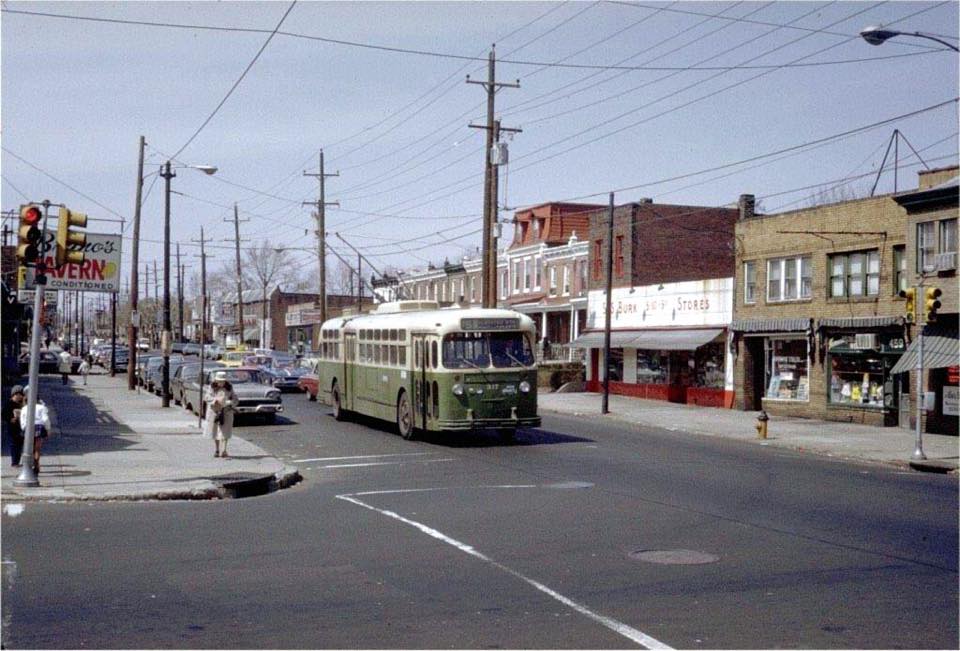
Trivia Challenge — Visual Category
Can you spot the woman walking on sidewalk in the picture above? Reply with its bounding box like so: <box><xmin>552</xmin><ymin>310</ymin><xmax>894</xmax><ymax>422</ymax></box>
<box><xmin>3</xmin><ymin>385</ymin><xmax>25</xmax><ymax>467</ymax></box>
<box><xmin>18</xmin><ymin>386</ymin><xmax>51</xmax><ymax>474</ymax></box>
<box><xmin>204</xmin><ymin>378</ymin><xmax>237</xmax><ymax>458</ymax></box>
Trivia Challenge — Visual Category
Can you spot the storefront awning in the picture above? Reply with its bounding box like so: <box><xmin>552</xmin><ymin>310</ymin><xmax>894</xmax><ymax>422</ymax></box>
<box><xmin>890</xmin><ymin>333</ymin><xmax>959</xmax><ymax>375</ymax></box>
<box><xmin>818</xmin><ymin>316</ymin><xmax>903</xmax><ymax>329</ymax></box>
<box><xmin>570</xmin><ymin>328</ymin><xmax>724</xmax><ymax>350</ymax></box>
<box><xmin>243</xmin><ymin>326</ymin><xmax>260</xmax><ymax>341</ymax></box>
<box><xmin>570</xmin><ymin>331</ymin><xmax>641</xmax><ymax>348</ymax></box>
<box><xmin>630</xmin><ymin>328</ymin><xmax>724</xmax><ymax>351</ymax></box>
<box><xmin>731</xmin><ymin>318</ymin><xmax>811</xmax><ymax>333</ymax></box>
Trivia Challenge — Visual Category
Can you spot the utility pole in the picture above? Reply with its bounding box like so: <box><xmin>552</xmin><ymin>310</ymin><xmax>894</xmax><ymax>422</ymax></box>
<box><xmin>176</xmin><ymin>243</ymin><xmax>184</xmax><ymax>343</ymax></box>
<box><xmin>602</xmin><ymin>193</ymin><xmax>615</xmax><ymax>415</ymax></box>
<box><xmin>357</xmin><ymin>252</ymin><xmax>362</xmax><ymax>310</ymax></box>
<box><xmin>127</xmin><ymin>135</ymin><xmax>145</xmax><ymax>389</ymax></box>
<box><xmin>467</xmin><ymin>46</ymin><xmax>520</xmax><ymax>308</ymax></box>
<box><xmin>153</xmin><ymin>259</ymin><xmax>159</xmax><ymax>348</ymax></box>
<box><xmin>304</xmin><ymin>149</ymin><xmax>339</xmax><ymax>324</ymax></box>
<box><xmin>224</xmin><ymin>204</ymin><xmax>248</xmax><ymax>349</ymax></box>
<box><xmin>192</xmin><ymin>228</ymin><xmax>211</xmax><ymax>426</ymax></box>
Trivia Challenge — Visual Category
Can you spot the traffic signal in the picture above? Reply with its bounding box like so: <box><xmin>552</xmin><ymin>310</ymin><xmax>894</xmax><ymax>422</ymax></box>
<box><xmin>898</xmin><ymin>287</ymin><xmax>916</xmax><ymax>322</ymax></box>
<box><xmin>924</xmin><ymin>287</ymin><xmax>942</xmax><ymax>323</ymax></box>
<box><xmin>16</xmin><ymin>204</ymin><xmax>43</xmax><ymax>265</ymax></box>
<box><xmin>55</xmin><ymin>206</ymin><xmax>87</xmax><ymax>267</ymax></box>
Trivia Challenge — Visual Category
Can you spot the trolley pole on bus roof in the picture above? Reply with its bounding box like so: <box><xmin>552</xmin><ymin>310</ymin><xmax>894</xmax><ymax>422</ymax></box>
<box><xmin>602</xmin><ymin>193</ymin><xmax>614</xmax><ymax>415</ymax></box>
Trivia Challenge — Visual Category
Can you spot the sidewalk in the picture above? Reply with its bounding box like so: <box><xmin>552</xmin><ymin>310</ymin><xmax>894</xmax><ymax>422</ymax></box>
<box><xmin>2</xmin><ymin>371</ymin><xmax>300</xmax><ymax>502</ymax></box>
<box><xmin>539</xmin><ymin>391</ymin><xmax>958</xmax><ymax>473</ymax></box>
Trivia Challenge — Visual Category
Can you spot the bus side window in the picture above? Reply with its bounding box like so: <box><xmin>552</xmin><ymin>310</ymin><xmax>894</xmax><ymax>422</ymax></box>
<box><xmin>424</xmin><ymin>381</ymin><xmax>431</xmax><ymax>419</ymax></box>
<box><xmin>415</xmin><ymin>341</ymin><xmax>421</xmax><ymax>367</ymax></box>
<box><xmin>399</xmin><ymin>347</ymin><xmax>406</xmax><ymax>366</ymax></box>
<box><xmin>431</xmin><ymin>341</ymin><xmax>438</xmax><ymax>369</ymax></box>
<box><xmin>390</xmin><ymin>346</ymin><xmax>397</xmax><ymax>365</ymax></box>
<box><xmin>432</xmin><ymin>380</ymin><xmax>439</xmax><ymax>418</ymax></box>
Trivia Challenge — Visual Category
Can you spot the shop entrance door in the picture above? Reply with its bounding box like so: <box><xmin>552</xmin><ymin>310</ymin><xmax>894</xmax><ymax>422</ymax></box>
<box><xmin>747</xmin><ymin>337</ymin><xmax>765</xmax><ymax>411</ymax></box>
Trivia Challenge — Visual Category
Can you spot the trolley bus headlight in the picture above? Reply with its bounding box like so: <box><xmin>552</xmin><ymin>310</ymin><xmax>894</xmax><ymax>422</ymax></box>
<box><xmin>452</xmin><ymin>383</ymin><xmax>464</xmax><ymax>396</ymax></box>
<box><xmin>519</xmin><ymin>381</ymin><xmax>531</xmax><ymax>393</ymax></box>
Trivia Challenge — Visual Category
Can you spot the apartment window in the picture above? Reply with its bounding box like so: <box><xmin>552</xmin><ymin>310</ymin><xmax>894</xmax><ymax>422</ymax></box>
<box><xmin>593</xmin><ymin>240</ymin><xmax>603</xmax><ymax>279</ymax></box>
<box><xmin>524</xmin><ymin>258</ymin><xmax>532</xmax><ymax>291</ymax></box>
<box><xmin>534</xmin><ymin>257</ymin><xmax>543</xmax><ymax>290</ymax></box>
<box><xmin>532</xmin><ymin>219</ymin><xmax>539</xmax><ymax>237</ymax></box>
<box><xmin>500</xmin><ymin>271</ymin><xmax>508</xmax><ymax>299</ymax></box>
<box><xmin>512</xmin><ymin>260</ymin><xmax>521</xmax><ymax>293</ymax></box>
<box><xmin>563</xmin><ymin>265</ymin><xmax>571</xmax><ymax>295</ymax></box>
<box><xmin>767</xmin><ymin>256</ymin><xmax>812</xmax><ymax>301</ymax></box>
<box><xmin>743</xmin><ymin>261</ymin><xmax>756</xmax><ymax>304</ymax></box>
<box><xmin>578</xmin><ymin>261</ymin><xmax>587</xmax><ymax>294</ymax></box>
<box><xmin>917</xmin><ymin>221</ymin><xmax>936</xmax><ymax>272</ymax></box>
<box><xmin>829</xmin><ymin>250</ymin><xmax>879</xmax><ymax>298</ymax></box>
<box><xmin>941</xmin><ymin>218</ymin><xmax>957</xmax><ymax>254</ymax></box>
<box><xmin>470</xmin><ymin>277</ymin><xmax>477</xmax><ymax>302</ymax></box>
<box><xmin>893</xmin><ymin>246</ymin><xmax>907</xmax><ymax>294</ymax></box>
<box><xmin>614</xmin><ymin>235</ymin><xmax>624</xmax><ymax>276</ymax></box>
<box><xmin>549</xmin><ymin>266</ymin><xmax>557</xmax><ymax>295</ymax></box>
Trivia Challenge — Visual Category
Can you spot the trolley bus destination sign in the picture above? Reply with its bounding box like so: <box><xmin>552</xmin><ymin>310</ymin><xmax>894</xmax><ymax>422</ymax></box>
<box><xmin>461</xmin><ymin>317</ymin><xmax>520</xmax><ymax>331</ymax></box>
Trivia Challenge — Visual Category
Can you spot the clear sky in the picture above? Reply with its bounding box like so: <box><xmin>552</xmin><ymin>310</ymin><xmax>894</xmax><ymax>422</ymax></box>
<box><xmin>2</xmin><ymin>1</ymin><xmax>958</xmax><ymax>295</ymax></box>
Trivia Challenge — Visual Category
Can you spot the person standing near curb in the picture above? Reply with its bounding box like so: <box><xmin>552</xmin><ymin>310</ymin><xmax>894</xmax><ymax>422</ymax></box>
<box><xmin>78</xmin><ymin>356</ymin><xmax>91</xmax><ymax>386</ymax></box>
<box><xmin>204</xmin><ymin>378</ymin><xmax>237</xmax><ymax>458</ymax></box>
<box><xmin>58</xmin><ymin>349</ymin><xmax>72</xmax><ymax>385</ymax></box>
<box><xmin>18</xmin><ymin>386</ymin><xmax>51</xmax><ymax>474</ymax></box>
<box><xmin>3</xmin><ymin>385</ymin><xmax>25</xmax><ymax>467</ymax></box>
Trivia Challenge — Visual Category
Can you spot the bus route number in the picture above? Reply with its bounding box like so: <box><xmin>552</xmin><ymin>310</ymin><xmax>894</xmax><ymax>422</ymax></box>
<box><xmin>460</xmin><ymin>317</ymin><xmax>520</xmax><ymax>331</ymax></box>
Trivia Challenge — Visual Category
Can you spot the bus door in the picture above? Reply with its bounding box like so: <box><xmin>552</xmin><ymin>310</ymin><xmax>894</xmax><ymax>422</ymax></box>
<box><xmin>412</xmin><ymin>333</ymin><xmax>429</xmax><ymax>430</ymax></box>
<box><xmin>343</xmin><ymin>332</ymin><xmax>356</xmax><ymax>411</ymax></box>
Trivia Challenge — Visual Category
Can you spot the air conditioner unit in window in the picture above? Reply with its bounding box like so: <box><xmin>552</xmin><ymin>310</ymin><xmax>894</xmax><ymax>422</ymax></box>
<box><xmin>854</xmin><ymin>333</ymin><xmax>878</xmax><ymax>350</ymax></box>
<box><xmin>935</xmin><ymin>251</ymin><xmax>957</xmax><ymax>271</ymax></box>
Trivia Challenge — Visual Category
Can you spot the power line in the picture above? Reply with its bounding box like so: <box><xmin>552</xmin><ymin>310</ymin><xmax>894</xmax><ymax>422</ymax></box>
<box><xmin>172</xmin><ymin>0</ymin><xmax>297</xmax><ymax>159</ymax></box>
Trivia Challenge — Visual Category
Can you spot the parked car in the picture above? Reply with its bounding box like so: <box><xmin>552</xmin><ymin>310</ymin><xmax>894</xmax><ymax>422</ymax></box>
<box><xmin>158</xmin><ymin>356</ymin><xmax>189</xmax><ymax>398</ymax></box>
<box><xmin>183</xmin><ymin>343</ymin><xmax>202</xmax><ymax>357</ymax></box>
<box><xmin>172</xmin><ymin>361</ymin><xmax>224</xmax><ymax>407</ymax></box>
<box><xmin>203</xmin><ymin>344</ymin><xmax>222</xmax><ymax>360</ymax></box>
<box><xmin>18</xmin><ymin>350</ymin><xmax>60</xmax><ymax>375</ymax></box>
<box><xmin>297</xmin><ymin>359</ymin><xmax>320</xmax><ymax>401</ymax></box>
<box><xmin>108</xmin><ymin>347</ymin><xmax>130</xmax><ymax>372</ymax></box>
<box><xmin>186</xmin><ymin>367</ymin><xmax>283</xmax><ymax>423</ymax></box>
<box><xmin>137</xmin><ymin>338</ymin><xmax>150</xmax><ymax>351</ymax></box>
<box><xmin>136</xmin><ymin>354</ymin><xmax>160</xmax><ymax>387</ymax></box>
<box><xmin>144</xmin><ymin>355</ymin><xmax>183</xmax><ymax>393</ymax></box>
<box><xmin>171</xmin><ymin>342</ymin><xmax>185</xmax><ymax>354</ymax></box>
<box><xmin>261</xmin><ymin>364</ymin><xmax>308</xmax><ymax>392</ymax></box>
<box><xmin>220</xmin><ymin>351</ymin><xmax>246</xmax><ymax>368</ymax></box>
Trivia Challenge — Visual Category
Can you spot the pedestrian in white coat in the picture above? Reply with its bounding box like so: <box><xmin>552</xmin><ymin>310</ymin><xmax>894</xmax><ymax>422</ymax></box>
<box><xmin>204</xmin><ymin>379</ymin><xmax>237</xmax><ymax>458</ymax></box>
<box><xmin>19</xmin><ymin>386</ymin><xmax>51</xmax><ymax>474</ymax></box>
<box><xmin>58</xmin><ymin>350</ymin><xmax>72</xmax><ymax>385</ymax></box>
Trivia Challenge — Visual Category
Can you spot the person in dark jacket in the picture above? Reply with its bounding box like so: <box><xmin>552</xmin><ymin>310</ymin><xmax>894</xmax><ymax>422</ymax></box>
<box><xmin>3</xmin><ymin>385</ymin><xmax>25</xmax><ymax>467</ymax></box>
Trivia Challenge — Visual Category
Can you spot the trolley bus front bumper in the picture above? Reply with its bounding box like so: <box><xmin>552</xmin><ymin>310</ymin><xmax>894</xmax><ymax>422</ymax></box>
<box><xmin>437</xmin><ymin>407</ymin><xmax>540</xmax><ymax>431</ymax></box>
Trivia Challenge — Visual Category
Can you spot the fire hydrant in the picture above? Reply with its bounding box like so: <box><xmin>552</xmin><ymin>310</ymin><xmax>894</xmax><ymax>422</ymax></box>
<box><xmin>756</xmin><ymin>410</ymin><xmax>769</xmax><ymax>439</ymax></box>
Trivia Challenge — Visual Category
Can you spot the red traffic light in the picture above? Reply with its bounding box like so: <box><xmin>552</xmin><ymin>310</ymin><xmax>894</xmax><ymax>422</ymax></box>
<box><xmin>20</xmin><ymin>204</ymin><xmax>42</xmax><ymax>225</ymax></box>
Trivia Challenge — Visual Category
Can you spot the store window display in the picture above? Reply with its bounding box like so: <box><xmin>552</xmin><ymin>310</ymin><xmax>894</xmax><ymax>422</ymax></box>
<box><xmin>827</xmin><ymin>335</ymin><xmax>903</xmax><ymax>409</ymax></box>
<box><xmin>636</xmin><ymin>350</ymin><xmax>669</xmax><ymax>384</ymax></box>
<box><xmin>765</xmin><ymin>338</ymin><xmax>809</xmax><ymax>401</ymax></box>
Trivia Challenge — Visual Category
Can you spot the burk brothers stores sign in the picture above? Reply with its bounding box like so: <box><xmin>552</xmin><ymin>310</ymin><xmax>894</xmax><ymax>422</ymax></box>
<box><xmin>587</xmin><ymin>278</ymin><xmax>733</xmax><ymax>330</ymax></box>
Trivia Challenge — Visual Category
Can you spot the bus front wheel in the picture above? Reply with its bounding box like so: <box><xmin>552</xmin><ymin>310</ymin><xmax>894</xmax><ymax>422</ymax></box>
<box><xmin>397</xmin><ymin>391</ymin><xmax>416</xmax><ymax>440</ymax></box>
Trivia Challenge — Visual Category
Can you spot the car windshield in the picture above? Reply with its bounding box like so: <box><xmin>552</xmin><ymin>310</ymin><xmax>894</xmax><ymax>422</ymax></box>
<box><xmin>210</xmin><ymin>369</ymin><xmax>261</xmax><ymax>384</ymax></box>
<box><xmin>442</xmin><ymin>332</ymin><xmax>535</xmax><ymax>369</ymax></box>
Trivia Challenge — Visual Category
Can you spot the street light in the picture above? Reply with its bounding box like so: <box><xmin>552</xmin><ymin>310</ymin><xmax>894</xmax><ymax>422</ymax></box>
<box><xmin>860</xmin><ymin>25</ymin><xmax>960</xmax><ymax>51</ymax></box>
<box><xmin>159</xmin><ymin>160</ymin><xmax>217</xmax><ymax>408</ymax></box>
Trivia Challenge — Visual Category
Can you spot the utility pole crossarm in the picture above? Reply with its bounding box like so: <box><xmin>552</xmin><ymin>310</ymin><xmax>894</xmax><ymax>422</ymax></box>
<box><xmin>303</xmin><ymin>149</ymin><xmax>339</xmax><ymax>324</ymax></box>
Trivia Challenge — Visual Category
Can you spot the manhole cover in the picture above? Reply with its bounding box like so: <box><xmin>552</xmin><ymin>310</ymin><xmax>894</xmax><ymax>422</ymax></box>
<box><xmin>629</xmin><ymin>549</ymin><xmax>720</xmax><ymax>565</ymax></box>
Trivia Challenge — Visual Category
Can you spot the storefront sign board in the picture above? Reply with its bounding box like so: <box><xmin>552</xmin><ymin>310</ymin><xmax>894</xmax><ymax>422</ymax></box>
<box><xmin>20</xmin><ymin>231</ymin><xmax>122</xmax><ymax>293</ymax></box>
<box><xmin>944</xmin><ymin>386</ymin><xmax>959</xmax><ymax>417</ymax></box>
<box><xmin>587</xmin><ymin>278</ymin><xmax>733</xmax><ymax>330</ymax></box>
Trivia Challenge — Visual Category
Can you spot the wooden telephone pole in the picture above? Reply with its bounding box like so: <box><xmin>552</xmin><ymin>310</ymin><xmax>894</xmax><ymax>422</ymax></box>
<box><xmin>303</xmin><ymin>150</ymin><xmax>339</xmax><ymax>324</ymax></box>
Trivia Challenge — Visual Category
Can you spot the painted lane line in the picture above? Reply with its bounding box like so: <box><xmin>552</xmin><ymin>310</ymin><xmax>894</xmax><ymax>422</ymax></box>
<box><xmin>293</xmin><ymin>452</ymin><xmax>433</xmax><ymax>463</ymax></box>
<box><xmin>336</xmin><ymin>494</ymin><xmax>672</xmax><ymax>650</ymax></box>
<box><xmin>321</xmin><ymin>458</ymin><xmax>456</xmax><ymax>469</ymax></box>
<box><xmin>349</xmin><ymin>484</ymin><xmax>537</xmax><ymax>497</ymax></box>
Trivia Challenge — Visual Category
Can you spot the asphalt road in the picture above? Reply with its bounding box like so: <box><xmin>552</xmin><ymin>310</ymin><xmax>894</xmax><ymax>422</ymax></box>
<box><xmin>3</xmin><ymin>390</ymin><xmax>957</xmax><ymax>649</ymax></box>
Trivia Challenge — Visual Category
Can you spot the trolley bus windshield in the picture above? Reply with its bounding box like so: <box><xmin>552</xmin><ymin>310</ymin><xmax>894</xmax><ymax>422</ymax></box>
<box><xmin>443</xmin><ymin>332</ymin><xmax>535</xmax><ymax>369</ymax></box>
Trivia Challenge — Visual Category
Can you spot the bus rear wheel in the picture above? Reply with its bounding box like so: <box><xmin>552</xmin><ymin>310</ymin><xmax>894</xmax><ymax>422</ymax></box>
<box><xmin>397</xmin><ymin>391</ymin><xmax>416</xmax><ymax>440</ymax></box>
<box><xmin>332</xmin><ymin>384</ymin><xmax>346</xmax><ymax>421</ymax></box>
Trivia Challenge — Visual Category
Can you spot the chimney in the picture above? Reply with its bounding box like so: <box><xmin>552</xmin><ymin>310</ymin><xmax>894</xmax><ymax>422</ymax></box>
<box><xmin>738</xmin><ymin>194</ymin><xmax>755</xmax><ymax>220</ymax></box>
<box><xmin>638</xmin><ymin>197</ymin><xmax>653</xmax><ymax>204</ymax></box>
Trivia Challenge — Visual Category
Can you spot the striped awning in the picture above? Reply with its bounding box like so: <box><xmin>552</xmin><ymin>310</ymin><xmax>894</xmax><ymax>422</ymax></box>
<box><xmin>571</xmin><ymin>328</ymin><xmax>724</xmax><ymax>351</ymax></box>
<box><xmin>818</xmin><ymin>316</ymin><xmax>903</xmax><ymax>329</ymax></box>
<box><xmin>890</xmin><ymin>333</ymin><xmax>960</xmax><ymax>375</ymax></box>
<box><xmin>730</xmin><ymin>318</ymin><xmax>811</xmax><ymax>333</ymax></box>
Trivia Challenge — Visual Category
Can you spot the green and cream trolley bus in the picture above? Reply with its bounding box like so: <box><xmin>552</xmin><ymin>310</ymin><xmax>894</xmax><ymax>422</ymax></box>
<box><xmin>315</xmin><ymin>301</ymin><xmax>541</xmax><ymax>439</ymax></box>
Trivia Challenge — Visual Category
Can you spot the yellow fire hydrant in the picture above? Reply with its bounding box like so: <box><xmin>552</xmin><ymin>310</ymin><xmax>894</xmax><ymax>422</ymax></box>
<box><xmin>756</xmin><ymin>410</ymin><xmax>769</xmax><ymax>439</ymax></box>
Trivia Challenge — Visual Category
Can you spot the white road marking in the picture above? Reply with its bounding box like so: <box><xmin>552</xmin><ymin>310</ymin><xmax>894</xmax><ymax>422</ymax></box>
<box><xmin>3</xmin><ymin>504</ymin><xmax>24</xmax><ymax>517</ymax></box>
<box><xmin>351</xmin><ymin>485</ymin><xmax>537</xmax><ymax>497</ymax></box>
<box><xmin>321</xmin><ymin>458</ymin><xmax>455</xmax><ymax>469</ymax></box>
<box><xmin>292</xmin><ymin>452</ymin><xmax>433</xmax><ymax>463</ymax></box>
<box><xmin>336</xmin><ymin>493</ymin><xmax>672</xmax><ymax>650</ymax></box>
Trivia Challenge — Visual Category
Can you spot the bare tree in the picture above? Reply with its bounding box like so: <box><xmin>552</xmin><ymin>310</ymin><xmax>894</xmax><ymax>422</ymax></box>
<box><xmin>243</xmin><ymin>241</ymin><xmax>298</xmax><ymax>348</ymax></box>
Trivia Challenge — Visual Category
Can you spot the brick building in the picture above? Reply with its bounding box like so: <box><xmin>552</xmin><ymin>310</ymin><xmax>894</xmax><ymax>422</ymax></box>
<box><xmin>575</xmin><ymin>199</ymin><xmax>740</xmax><ymax>406</ymax></box>
<box><xmin>731</xmin><ymin>166</ymin><xmax>957</xmax><ymax>432</ymax></box>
